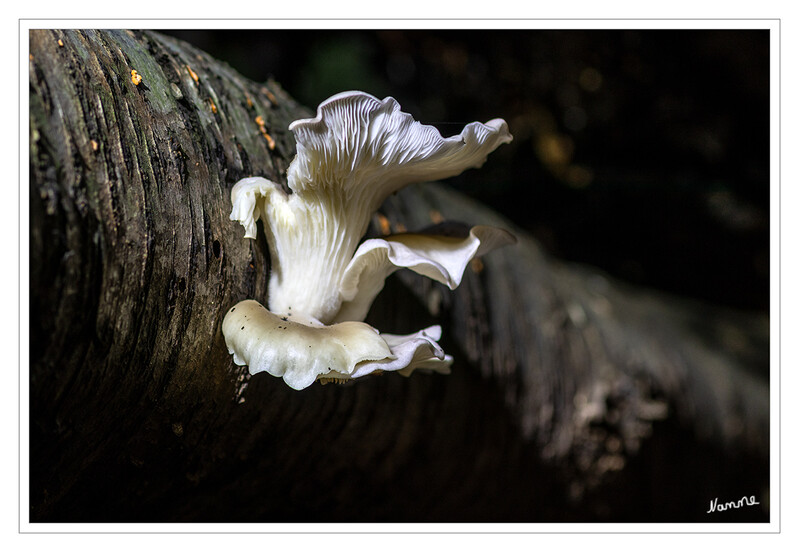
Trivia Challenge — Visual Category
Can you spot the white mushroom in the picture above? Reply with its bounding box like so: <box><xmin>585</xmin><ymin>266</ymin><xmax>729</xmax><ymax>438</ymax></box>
<box><xmin>222</xmin><ymin>300</ymin><xmax>451</xmax><ymax>390</ymax></box>
<box><xmin>334</xmin><ymin>225</ymin><xmax>516</xmax><ymax>323</ymax></box>
<box><xmin>223</xmin><ymin>91</ymin><xmax>514</xmax><ymax>390</ymax></box>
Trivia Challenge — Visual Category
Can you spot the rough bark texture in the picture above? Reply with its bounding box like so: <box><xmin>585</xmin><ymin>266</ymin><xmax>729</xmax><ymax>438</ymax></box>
<box><xmin>29</xmin><ymin>29</ymin><xmax>769</xmax><ymax>523</ymax></box>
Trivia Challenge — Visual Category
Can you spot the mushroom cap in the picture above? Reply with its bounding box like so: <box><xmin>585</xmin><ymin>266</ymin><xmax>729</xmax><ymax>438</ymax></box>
<box><xmin>223</xmin><ymin>300</ymin><xmax>392</xmax><ymax>390</ymax></box>
<box><xmin>223</xmin><ymin>300</ymin><xmax>451</xmax><ymax>390</ymax></box>
<box><xmin>286</xmin><ymin>91</ymin><xmax>513</xmax><ymax>205</ymax></box>
<box><xmin>335</xmin><ymin>225</ymin><xmax>517</xmax><ymax>323</ymax></box>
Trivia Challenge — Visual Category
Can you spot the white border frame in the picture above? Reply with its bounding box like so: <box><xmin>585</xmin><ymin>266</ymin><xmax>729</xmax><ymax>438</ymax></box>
<box><xmin>18</xmin><ymin>18</ymin><xmax>780</xmax><ymax>535</ymax></box>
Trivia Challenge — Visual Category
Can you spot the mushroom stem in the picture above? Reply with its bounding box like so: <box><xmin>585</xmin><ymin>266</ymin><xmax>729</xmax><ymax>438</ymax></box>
<box><xmin>230</xmin><ymin>177</ymin><xmax>380</xmax><ymax>323</ymax></box>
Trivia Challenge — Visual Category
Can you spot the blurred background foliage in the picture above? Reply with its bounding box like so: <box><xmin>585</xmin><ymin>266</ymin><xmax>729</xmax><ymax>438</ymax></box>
<box><xmin>164</xmin><ymin>29</ymin><xmax>770</xmax><ymax>312</ymax></box>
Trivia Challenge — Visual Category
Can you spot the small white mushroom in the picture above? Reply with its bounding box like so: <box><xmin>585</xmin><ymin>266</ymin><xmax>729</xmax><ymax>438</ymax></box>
<box><xmin>224</xmin><ymin>91</ymin><xmax>514</xmax><ymax>390</ymax></box>
<box><xmin>222</xmin><ymin>301</ymin><xmax>452</xmax><ymax>390</ymax></box>
<box><xmin>334</xmin><ymin>225</ymin><xmax>517</xmax><ymax>323</ymax></box>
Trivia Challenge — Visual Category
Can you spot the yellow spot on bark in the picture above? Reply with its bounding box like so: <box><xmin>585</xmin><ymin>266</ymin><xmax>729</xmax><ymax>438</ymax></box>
<box><xmin>186</xmin><ymin>65</ymin><xmax>199</xmax><ymax>83</ymax></box>
<box><xmin>255</xmin><ymin>115</ymin><xmax>276</xmax><ymax>149</ymax></box>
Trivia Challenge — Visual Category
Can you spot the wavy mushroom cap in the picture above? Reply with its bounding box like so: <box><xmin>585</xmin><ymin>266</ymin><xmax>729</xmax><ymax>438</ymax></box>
<box><xmin>224</xmin><ymin>91</ymin><xmax>515</xmax><ymax>389</ymax></box>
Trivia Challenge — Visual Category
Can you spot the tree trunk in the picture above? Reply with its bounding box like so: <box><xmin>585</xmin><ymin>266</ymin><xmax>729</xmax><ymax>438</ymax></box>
<box><xmin>28</xmin><ymin>29</ymin><xmax>769</xmax><ymax>523</ymax></box>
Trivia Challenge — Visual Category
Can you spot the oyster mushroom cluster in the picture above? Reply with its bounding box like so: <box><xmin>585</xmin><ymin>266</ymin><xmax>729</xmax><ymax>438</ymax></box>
<box><xmin>223</xmin><ymin>91</ymin><xmax>514</xmax><ymax>390</ymax></box>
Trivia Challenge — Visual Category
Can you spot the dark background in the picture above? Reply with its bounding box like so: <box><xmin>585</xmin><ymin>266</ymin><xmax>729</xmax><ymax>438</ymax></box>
<box><xmin>162</xmin><ymin>28</ymin><xmax>770</xmax><ymax>313</ymax></box>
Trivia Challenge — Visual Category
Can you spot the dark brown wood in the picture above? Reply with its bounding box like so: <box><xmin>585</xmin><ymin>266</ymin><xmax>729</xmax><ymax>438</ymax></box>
<box><xmin>29</xmin><ymin>29</ymin><xmax>769</xmax><ymax>523</ymax></box>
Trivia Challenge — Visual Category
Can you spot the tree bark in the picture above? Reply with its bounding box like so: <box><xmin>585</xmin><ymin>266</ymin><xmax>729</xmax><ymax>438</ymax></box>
<box><xmin>29</xmin><ymin>29</ymin><xmax>769</xmax><ymax>523</ymax></box>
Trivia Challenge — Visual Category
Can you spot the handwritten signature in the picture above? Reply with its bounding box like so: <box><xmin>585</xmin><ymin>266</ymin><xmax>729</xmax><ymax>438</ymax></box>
<box><xmin>707</xmin><ymin>495</ymin><xmax>760</xmax><ymax>514</ymax></box>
